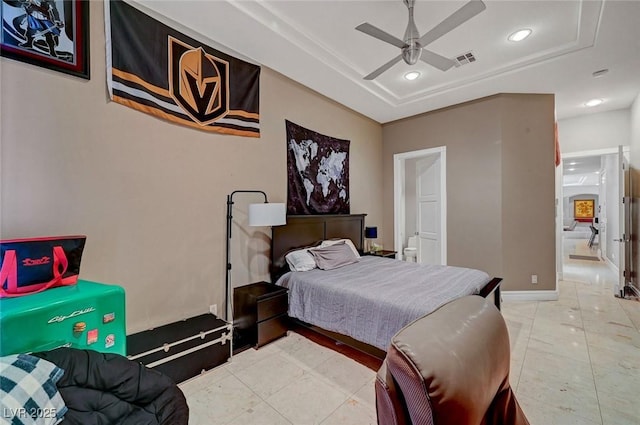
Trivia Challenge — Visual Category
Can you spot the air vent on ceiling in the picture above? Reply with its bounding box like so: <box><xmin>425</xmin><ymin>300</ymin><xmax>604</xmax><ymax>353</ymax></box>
<box><xmin>454</xmin><ymin>51</ymin><xmax>476</xmax><ymax>67</ymax></box>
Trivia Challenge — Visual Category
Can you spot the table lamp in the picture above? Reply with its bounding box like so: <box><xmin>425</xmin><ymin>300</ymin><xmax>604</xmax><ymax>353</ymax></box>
<box><xmin>365</xmin><ymin>226</ymin><xmax>378</xmax><ymax>253</ymax></box>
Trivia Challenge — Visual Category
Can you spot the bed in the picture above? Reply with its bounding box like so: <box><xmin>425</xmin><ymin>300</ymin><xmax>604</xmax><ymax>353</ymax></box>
<box><xmin>271</xmin><ymin>214</ymin><xmax>502</xmax><ymax>358</ymax></box>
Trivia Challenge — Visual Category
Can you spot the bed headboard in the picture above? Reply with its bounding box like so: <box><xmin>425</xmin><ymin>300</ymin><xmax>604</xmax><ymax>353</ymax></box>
<box><xmin>270</xmin><ymin>214</ymin><xmax>366</xmax><ymax>281</ymax></box>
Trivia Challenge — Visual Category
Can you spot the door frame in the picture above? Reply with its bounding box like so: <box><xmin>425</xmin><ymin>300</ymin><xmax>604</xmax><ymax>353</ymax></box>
<box><xmin>393</xmin><ymin>146</ymin><xmax>447</xmax><ymax>264</ymax></box>
<box><xmin>558</xmin><ymin>147</ymin><xmax>628</xmax><ymax>278</ymax></box>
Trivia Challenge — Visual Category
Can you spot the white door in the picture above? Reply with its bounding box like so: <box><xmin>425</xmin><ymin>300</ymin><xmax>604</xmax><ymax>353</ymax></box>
<box><xmin>416</xmin><ymin>155</ymin><xmax>441</xmax><ymax>264</ymax></box>
<box><xmin>616</xmin><ymin>146</ymin><xmax>631</xmax><ymax>296</ymax></box>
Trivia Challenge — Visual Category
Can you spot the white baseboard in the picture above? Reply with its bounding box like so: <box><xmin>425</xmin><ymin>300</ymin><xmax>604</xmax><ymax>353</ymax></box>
<box><xmin>604</xmin><ymin>256</ymin><xmax>619</xmax><ymax>276</ymax></box>
<box><xmin>502</xmin><ymin>289</ymin><xmax>559</xmax><ymax>302</ymax></box>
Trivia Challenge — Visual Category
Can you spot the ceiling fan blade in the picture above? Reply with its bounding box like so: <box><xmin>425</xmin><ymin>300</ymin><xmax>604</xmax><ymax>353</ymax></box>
<box><xmin>420</xmin><ymin>49</ymin><xmax>456</xmax><ymax>71</ymax></box>
<box><xmin>419</xmin><ymin>0</ymin><xmax>486</xmax><ymax>47</ymax></box>
<box><xmin>364</xmin><ymin>54</ymin><xmax>403</xmax><ymax>80</ymax></box>
<box><xmin>356</xmin><ymin>23</ymin><xmax>407</xmax><ymax>49</ymax></box>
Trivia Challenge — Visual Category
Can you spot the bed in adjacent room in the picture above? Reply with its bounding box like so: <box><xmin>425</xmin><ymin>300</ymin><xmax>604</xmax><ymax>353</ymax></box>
<box><xmin>271</xmin><ymin>214</ymin><xmax>501</xmax><ymax>358</ymax></box>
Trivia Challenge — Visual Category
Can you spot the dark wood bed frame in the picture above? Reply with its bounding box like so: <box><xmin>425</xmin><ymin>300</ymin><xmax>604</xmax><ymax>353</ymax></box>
<box><xmin>270</xmin><ymin>214</ymin><xmax>502</xmax><ymax>360</ymax></box>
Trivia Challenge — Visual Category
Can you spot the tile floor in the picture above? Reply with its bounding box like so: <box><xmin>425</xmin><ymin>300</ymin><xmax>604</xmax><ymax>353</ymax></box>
<box><xmin>181</xmin><ymin>238</ymin><xmax>640</xmax><ymax>425</ymax></box>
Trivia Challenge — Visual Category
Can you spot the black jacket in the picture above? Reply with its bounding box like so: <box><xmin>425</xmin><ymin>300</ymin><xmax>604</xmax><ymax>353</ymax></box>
<box><xmin>34</xmin><ymin>348</ymin><xmax>189</xmax><ymax>425</ymax></box>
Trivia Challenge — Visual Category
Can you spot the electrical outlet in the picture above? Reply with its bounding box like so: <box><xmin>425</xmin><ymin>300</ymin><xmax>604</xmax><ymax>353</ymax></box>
<box><xmin>209</xmin><ymin>304</ymin><xmax>217</xmax><ymax>316</ymax></box>
<box><xmin>531</xmin><ymin>275</ymin><xmax>538</xmax><ymax>284</ymax></box>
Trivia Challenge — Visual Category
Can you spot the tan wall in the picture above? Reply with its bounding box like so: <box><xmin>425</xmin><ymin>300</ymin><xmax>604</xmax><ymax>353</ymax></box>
<box><xmin>383</xmin><ymin>96</ymin><xmax>503</xmax><ymax>278</ymax></box>
<box><xmin>0</xmin><ymin>1</ymin><xmax>383</xmax><ymax>333</ymax></box>
<box><xmin>382</xmin><ymin>94</ymin><xmax>556</xmax><ymax>291</ymax></box>
<box><xmin>500</xmin><ymin>94</ymin><xmax>557</xmax><ymax>291</ymax></box>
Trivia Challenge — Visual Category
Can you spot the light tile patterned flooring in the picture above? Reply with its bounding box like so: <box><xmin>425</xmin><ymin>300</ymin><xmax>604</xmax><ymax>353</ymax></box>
<box><xmin>182</xmin><ymin>238</ymin><xmax>640</xmax><ymax>425</ymax></box>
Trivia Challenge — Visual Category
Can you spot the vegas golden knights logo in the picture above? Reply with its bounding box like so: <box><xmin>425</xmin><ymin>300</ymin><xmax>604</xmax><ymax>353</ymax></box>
<box><xmin>168</xmin><ymin>36</ymin><xmax>230</xmax><ymax>125</ymax></box>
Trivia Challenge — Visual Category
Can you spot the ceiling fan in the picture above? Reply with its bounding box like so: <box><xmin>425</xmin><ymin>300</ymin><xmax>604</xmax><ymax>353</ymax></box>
<box><xmin>356</xmin><ymin>0</ymin><xmax>486</xmax><ymax>80</ymax></box>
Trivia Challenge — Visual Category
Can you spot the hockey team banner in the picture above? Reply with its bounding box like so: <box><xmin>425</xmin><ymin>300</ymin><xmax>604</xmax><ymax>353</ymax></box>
<box><xmin>106</xmin><ymin>1</ymin><xmax>260</xmax><ymax>137</ymax></box>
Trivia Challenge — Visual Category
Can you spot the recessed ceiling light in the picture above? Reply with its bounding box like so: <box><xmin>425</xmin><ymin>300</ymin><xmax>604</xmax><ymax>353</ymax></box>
<box><xmin>595</xmin><ymin>171</ymin><xmax>600</xmax><ymax>174</ymax></box>
<box><xmin>508</xmin><ymin>29</ymin><xmax>532</xmax><ymax>42</ymax></box>
<box><xmin>568</xmin><ymin>168</ymin><xmax>576</xmax><ymax>171</ymax></box>
<box><xmin>569</xmin><ymin>162</ymin><xmax>577</xmax><ymax>165</ymax></box>
<box><xmin>404</xmin><ymin>71</ymin><xmax>420</xmax><ymax>81</ymax></box>
<box><xmin>585</xmin><ymin>98</ymin><xmax>603</xmax><ymax>107</ymax></box>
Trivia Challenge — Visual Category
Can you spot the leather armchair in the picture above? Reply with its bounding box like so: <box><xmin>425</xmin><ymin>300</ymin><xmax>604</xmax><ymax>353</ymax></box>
<box><xmin>375</xmin><ymin>295</ymin><xmax>529</xmax><ymax>425</ymax></box>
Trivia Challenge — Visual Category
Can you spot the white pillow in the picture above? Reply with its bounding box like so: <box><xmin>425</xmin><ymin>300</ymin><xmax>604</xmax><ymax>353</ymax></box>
<box><xmin>285</xmin><ymin>248</ymin><xmax>317</xmax><ymax>272</ymax></box>
<box><xmin>320</xmin><ymin>238</ymin><xmax>361</xmax><ymax>258</ymax></box>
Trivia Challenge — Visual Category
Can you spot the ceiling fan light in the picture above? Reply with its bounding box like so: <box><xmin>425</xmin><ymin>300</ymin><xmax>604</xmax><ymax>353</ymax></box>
<box><xmin>585</xmin><ymin>98</ymin><xmax>603</xmax><ymax>107</ymax></box>
<box><xmin>404</xmin><ymin>71</ymin><xmax>420</xmax><ymax>81</ymax></box>
<box><xmin>508</xmin><ymin>29</ymin><xmax>532</xmax><ymax>42</ymax></box>
<box><xmin>401</xmin><ymin>46</ymin><xmax>422</xmax><ymax>65</ymax></box>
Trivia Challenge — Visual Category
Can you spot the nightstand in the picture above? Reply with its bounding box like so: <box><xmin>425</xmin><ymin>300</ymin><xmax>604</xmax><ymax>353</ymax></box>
<box><xmin>366</xmin><ymin>250</ymin><xmax>397</xmax><ymax>258</ymax></box>
<box><xmin>233</xmin><ymin>282</ymin><xmax>288</xmax><ymax>352</ymax></box>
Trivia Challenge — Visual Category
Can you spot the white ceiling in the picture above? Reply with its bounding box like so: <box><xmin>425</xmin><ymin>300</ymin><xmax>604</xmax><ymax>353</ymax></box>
<box><xmin>563</xmin><ymin>155</ymin><xmax>602</xmax><ymax>187</ymax></box>
<box><xmin>136</xmin><ymin>0</ymin><xmax>640</xmax><ymax>124</ymax></box>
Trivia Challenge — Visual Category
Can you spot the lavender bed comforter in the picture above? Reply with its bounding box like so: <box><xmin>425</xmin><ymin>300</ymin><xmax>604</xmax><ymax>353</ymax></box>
<box><xmin>276</xmin><ymin>256</ymin><xmax>490</xmax><ymax>351</ymax></box>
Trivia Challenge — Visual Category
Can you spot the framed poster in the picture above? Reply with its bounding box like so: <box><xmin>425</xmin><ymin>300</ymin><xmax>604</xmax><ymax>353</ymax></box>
<box><xmin>1</xmin><ymin>0</ymin><xmax>90</xmax><ymax>79</ymax></box>
<box><xmin>574</xmin><ymin>199</ymin><xmax>595</xmax><ymax>219</ymax></box>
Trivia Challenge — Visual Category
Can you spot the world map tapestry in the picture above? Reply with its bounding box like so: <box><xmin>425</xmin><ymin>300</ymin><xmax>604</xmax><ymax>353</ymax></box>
<box><xmin>286</xmin><ymin>120</ymin><xmax>350</xmax><ymax>214</ymax></box>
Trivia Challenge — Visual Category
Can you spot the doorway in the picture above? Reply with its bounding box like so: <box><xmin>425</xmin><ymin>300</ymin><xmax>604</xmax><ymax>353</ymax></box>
<box><xmin>393</xmin><ymin>147</ymin><xmax>447</xmax><ymax>264</ymax></box>
<box><xmin>558</xmin><ymin>147</ymin><xmax>630</xmax><ymax>295</ymax></box>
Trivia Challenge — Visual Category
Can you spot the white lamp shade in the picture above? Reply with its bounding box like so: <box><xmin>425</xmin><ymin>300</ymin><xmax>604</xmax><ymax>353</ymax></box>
<box><xmin>248</xmin><ymin>203</ymin><xmax>286</xmax><ymax>226</ymax></box>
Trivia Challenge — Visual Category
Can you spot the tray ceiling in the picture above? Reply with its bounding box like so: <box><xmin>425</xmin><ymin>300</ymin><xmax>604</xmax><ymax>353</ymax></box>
<box><xmin>135</xmin><ymin>0</ymin><xmax>640</xmax><ymax>123</ymax></box>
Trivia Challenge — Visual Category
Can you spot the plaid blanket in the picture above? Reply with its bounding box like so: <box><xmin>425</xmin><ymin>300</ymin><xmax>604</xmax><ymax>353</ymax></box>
<box><xmin>0</xmin><ymin>354</ymin><xmax>67</xmax><ymax>425</ymax></box>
